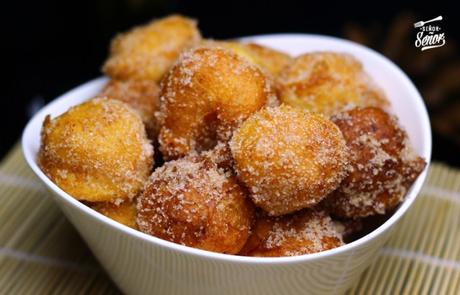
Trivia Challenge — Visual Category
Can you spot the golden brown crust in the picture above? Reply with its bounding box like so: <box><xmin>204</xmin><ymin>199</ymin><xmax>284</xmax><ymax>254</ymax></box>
<box><xmin>38</xmin><ymin>97</ymin><xmax>154</xmax><ymax>202</ymax></box>
<box><xmin>230</xmin><ymin>105</ymin><xmax>349</xmax><ymax>216</ymax></box>
<box><xmin>157</xmin><ymin>46</ymin><xmax>277</xmax><ymax>160</ymax></box>
<box><xmin>324</xmin><ymin>107</ymin><xmax>426</xmax><ymax>218</ymax></box>
<box><xmin>100</xmin><ymin>79</ymin><xmax>161</xmax><ymax>139</ymax></box>
<box><xmin>90</xmin><ymin>199</ymin><xmax>137</xmax><ymax>229</ymax></box>
<box><xmin>136</xmin><ymin>155</ymin><xmax>254</xmax><ymax>254</ymax></box>
<box><xmin>277</xmin><ymin>52</ymin><xmax>389</xmax><ymax>116</ymax></box>
<box><xmin>103</xmin><ymin>15</ymin><xmax>201</xmax><ymax>81</ymax></box>
<box><xmin>239</xmin><ymin>209</ymin><xmax>344</xmax><ymax>257</ymax></box>
<box><xmin>202</xmin><ymin>40</ymin><xmax>292</xmax><ymax>76</ymax></box>
<box><xmin>243</xmin><ymin>43</ymin><xmax>293</xmax><ymax>76</ymax></box>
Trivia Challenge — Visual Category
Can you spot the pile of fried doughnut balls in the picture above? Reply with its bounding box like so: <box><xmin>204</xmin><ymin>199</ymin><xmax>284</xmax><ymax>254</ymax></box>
<box><xmin>38</xmin><ymin>15</ymin><xmax>426</xmax><ymax>257</ymax></box>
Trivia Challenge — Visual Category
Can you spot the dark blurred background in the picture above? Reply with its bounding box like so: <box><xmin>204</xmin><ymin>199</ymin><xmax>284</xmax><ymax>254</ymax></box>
<box><xmin>1</xmin><ymin>1</ymin><xmax>459</xmax><ymax>165</ymax></box>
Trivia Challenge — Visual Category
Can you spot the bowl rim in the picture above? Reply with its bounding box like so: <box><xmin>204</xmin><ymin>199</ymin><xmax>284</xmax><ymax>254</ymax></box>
<box><xmin>22</xmin><ymin>33</ymin><xmax>432</xmax><ymax>265</ymax></box>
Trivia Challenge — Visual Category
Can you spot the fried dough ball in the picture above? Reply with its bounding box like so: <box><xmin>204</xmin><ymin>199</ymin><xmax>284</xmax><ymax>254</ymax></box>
<box><xmin>103</xmin><ymin>15</ymin><xmax>201</xmax><ymax>81</ymax></box>
<box><xmin>100</xmin><ymin>79</ymin><xmax>160</xmax><ymax>138</ymax></box>
<box><xmin>324</xmin><ymin>107</ymin><xmax>426</xmax><ymax>218</ymax></box>
<box><xmin>158</xmin><ymin>46</ymin><xmax>277</xmax><ymax>160</ymax></box>
<box><xmin>239</xmin><ymin>209</ymin><xmax>344</xmax><ymax>257</ymax></box>
<box><xmin>90</xmin><ymin>200</ymin><xmax>137</xmax><ymax>229</ymax></box>
<box><xmin>203</xmin><ymin>40</ymin><xmax>292</xmax><ymax>76</ymax></box>
<box><xmin>137</xmin><ymin>155</ymin><xmax>254</xmax><ymax>254</ymax></box>
<box><xmin>277</xmin><ymin>52</ymin><xmax>389</xmax><ymax>116</ymax></box>
<box><xmin>230</xmin><ymin>105</ymin><xmax>349</xmax><ymax>216</ymax></box>
<box><xmin>39</xmin><ymin>97</ymin><xmax>154</xmax><ymax>202</ymax></box>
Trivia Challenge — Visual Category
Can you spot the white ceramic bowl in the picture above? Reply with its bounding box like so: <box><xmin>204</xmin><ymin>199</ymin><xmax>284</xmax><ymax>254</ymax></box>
<box><xmin>22</xmin><ymin>34</ymin><xmax>432</xmax><ymax>295</ymax></box>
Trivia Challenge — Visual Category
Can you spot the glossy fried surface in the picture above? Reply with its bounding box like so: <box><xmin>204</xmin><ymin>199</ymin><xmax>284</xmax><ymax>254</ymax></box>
<box><xmin>203</xmin><ymin>40</ymin><xmax>292</xmax><ymax>76</ymax></box>
<box><xmin>230</xmin><ymin>105</ymin><xmax>349</xmax><ymax>216</ymax></box>
<box><xmin>39</xmin><ymin>98</ymin><xmax>154</xmax><ymax>202</ymax></box>
<box><xmin>100</xmin><ymin>79</ymin><xmax>160</xmax><ymax>139</ymax></box>
<box><xmin>158</xmin><ymin>46</ymin><xmax>277</xmax><ymax>160</ymax></box>
<box><xmin>277</xmin><ymin>52</ymin><xmax>389</xmax><ymax>116</ymax></box>
<box><xmin>91</xmin><ymin>199</ymin><xmax>137</xmax><ymax>229</ymax></box>
<box><xmin>324</xmin><ymin>107</ymin><xmax>426</xmax><ymax>218</ymax></box>
<box><xmin>137</xmin><ymin>155</ymin><xmax>254</xmax><ymax>254</ymax></box>
<box><xmin>239</xmin><ymin>209</ymin><xmax>344</xmax><ymax>257</ymax></box>
<box><xmin>103</xmin><ymin>15</ymin><xmax>201</xmax><ymax>81</ymax></box>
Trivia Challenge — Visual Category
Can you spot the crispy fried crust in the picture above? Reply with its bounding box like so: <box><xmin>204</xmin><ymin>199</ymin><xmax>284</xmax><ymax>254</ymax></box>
<box><xmin>158</xmin><ymin>46</ymin><xmax>277</xmax><ymax>160</ymax></box>
<box><xmin>39</xmin><ymin>97</ymin><xmax>154</xmax><ymax>202</ymax></box>
<box><xmin>202</xmin><ymin>40</ymin><xmax>292</xmax><ymax>76</ymax></box>
<box><xmin>324</xmin><ymin>107</ymin><xmax>426</xmax><ymax>218</ymax></box>
<box><xmin>277</xmin><ymin>52</ymin><xmax>389</xmax><ymax>116</ymax></box>
<box><xmin>90</xmin><ymin>199</ymin><xmax>137</xmax><ymax>229</ymax></box>
<box><xmin>103</xmin><ymin>15</ymin><xmax>201</xmax><ymax>81</ymax></box>
<box><xmin>137</xmin><ymin>155</ymin><xmax>254</xmax><ymax>254</ymax></box>
<box><xmin>239</xmin><ymin>209</ymin><xmax>344</xmax><ymax>257</ymax></box>
<box><xmin>230</xmin><ymin>105</ymin><xmax>349</xmax><ymax>216</ymax></box>
<box><xmin>100</xmin><ymin>79</ymin><xmax>160</xmax><ymax>139</ymax></box>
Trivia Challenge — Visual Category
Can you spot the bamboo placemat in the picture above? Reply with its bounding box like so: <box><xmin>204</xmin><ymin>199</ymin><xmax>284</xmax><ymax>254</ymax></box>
<box><xmin>0</xmin><ymin>144</ymin><xmax>459</xmax><ymax>295</ymax></box>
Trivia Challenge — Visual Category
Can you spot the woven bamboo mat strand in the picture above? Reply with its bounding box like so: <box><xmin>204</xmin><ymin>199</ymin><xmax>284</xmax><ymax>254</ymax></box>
<box><xmin>0</xmin><ymin>145</ymin><xmax>120</xmax><ymax>295</ymax></box>
<box><xmin>0</xmin><ymin>145</ymin><xmax>459</xmax><ymax>295</ymax></box>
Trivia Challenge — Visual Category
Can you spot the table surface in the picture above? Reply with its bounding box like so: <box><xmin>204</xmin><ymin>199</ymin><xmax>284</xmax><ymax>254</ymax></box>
<box><xmin>0</xmin><ymin>144</ymin><xmax>459</xmax><ymax>295</ymax></box>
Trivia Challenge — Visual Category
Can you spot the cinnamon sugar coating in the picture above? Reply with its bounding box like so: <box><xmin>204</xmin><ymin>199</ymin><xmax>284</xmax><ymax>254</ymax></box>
<box><xmin>277</xmin><ymin>52</ymin><xmax>389</xmax><ymax>116</ymax></box>
<box><xmin>240</xmin><ymin>209</ymin><xmax>344</xmax><ymax>257</ymax></box>
<box><xmin>39</xmin><ymin>97</ymin><xmax>154</xmax><ymax>202</ymax></box>
<box><xmin>137</xmin><ymin>155</ymin><xmax>254</xmax><ymax>254</ymax></box>
<box><xmin>324</xmin><ymin>107</ymin><xmax>426</xmax><ymax>218</ymax></box>
<box><xmin>158</xmin><ymin>46</ymin><xmax>277</xmax><ymax>160</ymax></box>
<box><xmin>103</xmin><ymin>15</ymin><xmax>201</xmax><ymax>81</ymax></box>
<box><xmin>201</xmin><ymin>40</ymin><xmax>292</xmax><ymax>76</ymax></box>
<box><xmin>100</xmin><ymin>79</ymin><xmax>161</xmax><ymax>139</ymax></box>
<box><xmin>230</xmin><ymin>105</ymin><xmax>349</xmax><ymax>216</ymax></box>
